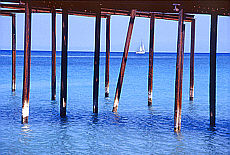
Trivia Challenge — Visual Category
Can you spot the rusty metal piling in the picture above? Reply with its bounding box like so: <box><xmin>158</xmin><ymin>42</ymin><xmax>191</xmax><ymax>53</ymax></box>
<box><xmin>210</xmin><ymin>13</ymin><xmax>218</xmax><ymax>127</ymax></box>
<box><xmin>105</xmin><ymin>16</ymin><xmax>110</xmax><ymax>98</ymax></box>
<box><xmin>60</xmin><ymin>9</ymin><xmax>68</xmax><ymax>117</ymax></box>
<box><xmin>12</xmin><ymin>14</ymin><xmax>16</xmax><ymax>92</ymax></box>
<box><xmin>51</xmin><ymin>9</ymin><xmax>56</xmax><ymax>100</ymax></box>
<box><xmin>174</xmin><ymin>9</ymin><xmax>185</xmax><ymax>132</ymax></box>
<box><xmin>93</xmin><ymin>10</ymin><xmax>101</xmax><ymax>113</ymax></box>
<box><xmin>112</xmin><ymin>9</ymin><xmax>136</xmax><ymax>112</ymax></box>
<box><xmin>189</xmin><ymin>20</ymin><xmax>195</xmax><ymax>101</ymax></box>
<box><xmin>179</xmin><ymin>23</ymin><xmax>185</xmax><ymax>120</ymax></box>
<box><xmin>148</xmin><ymin>13</ymin><xmax>155</xmax><ymax>106</ymax></box>
<box><xmin>21</xmin><ymin>2</ymin><xmax>31</xmax><ymax>124</ymax></box>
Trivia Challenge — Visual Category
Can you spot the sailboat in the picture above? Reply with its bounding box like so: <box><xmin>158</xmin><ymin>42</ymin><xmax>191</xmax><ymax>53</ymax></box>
<box><xmin>136</xmin><ymin>42</ymin><xmax>145</xmax><ymax>54</ymax></box>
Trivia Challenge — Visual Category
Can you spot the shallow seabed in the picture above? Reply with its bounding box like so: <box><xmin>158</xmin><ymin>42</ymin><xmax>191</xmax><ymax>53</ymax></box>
<box><xmin>0</xmin><ymin>51</ymin><xmax>229</xmax><ymax>154</ymax></box>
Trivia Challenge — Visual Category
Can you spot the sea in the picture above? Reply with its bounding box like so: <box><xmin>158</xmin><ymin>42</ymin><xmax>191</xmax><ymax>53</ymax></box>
<box><xmin>0</xmin><ymin>50</ymin><xmax>229</xmax><ymax>154</ymax></box>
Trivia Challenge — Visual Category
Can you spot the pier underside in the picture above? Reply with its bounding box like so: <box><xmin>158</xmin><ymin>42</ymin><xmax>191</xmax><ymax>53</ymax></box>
<box><xmin>0</xmin><ymin>0</ymin><xmax>228</xmax><ymax>131</ymax></box>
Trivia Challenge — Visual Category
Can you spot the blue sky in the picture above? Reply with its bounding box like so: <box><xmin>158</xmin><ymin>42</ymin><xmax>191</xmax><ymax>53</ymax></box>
<box><xmin>0</xmin><ymin>13</ymin><xmax>229</xmax><ymax>53</ymax></box>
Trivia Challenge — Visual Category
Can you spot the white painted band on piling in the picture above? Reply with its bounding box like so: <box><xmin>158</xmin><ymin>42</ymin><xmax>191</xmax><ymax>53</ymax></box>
<box><xmin>12</xmin><ymin>80</ymin><xmax>16</xmax><ymax>90</ymax></box>
<box><xmin>22</xmin><ymin>102</ymin><xmax>29</xmax><ymax>117</ymax></box>
<box><xmin>176</xmin><ymin>111</ymin><xmax>180</xmax><ymax>129</ymax></box>
<box><xmin>63</xmin><ymin>98</ymin><xmax>66</xmax><ymax>107</ymax></box>
<box><xmin>113</xmin><ymin>98</ymin><xmax>119</xmax><ymax>107</ymax></box>
<box><xmin>105</xmin><ymin>86</ymin><xmax>109</xmax><ymax>94</ymax></box>
<box><xmin>148</xmin><ymin>91</ymin><xmax>152</xmax><ymax>100</ymax></box>
<box><xmin>189</xmin><ymin>88</ymin><xmax>194</xmax><ymax>97</ymax></box>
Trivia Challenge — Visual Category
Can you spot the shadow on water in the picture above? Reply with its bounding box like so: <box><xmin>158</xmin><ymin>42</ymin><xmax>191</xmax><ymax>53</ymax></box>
<box><xmin>59</xmin><ymin>116</ymin><xmax>69</xmax><ymax>126</ymax></box>
<box><xmin>5</xmin><ymin>90</ymin><xmax>228</xmax><ymax>136</ymax></box>
<box><xmin>50</xmin><ymin>100</ymin><xmax>59</xmax><ymax>117</ymax></box>
<box><xmin>51</xmin><ymin>100</ymin><xmax>58</xmax><ymax>104</ymax></box>
<box><xmin>57</xmin><ymin>117</ymin><xmax>73</xmax><ymax>154</ymax></box>
<box><xmin>90</xmin><ymin>113</ymin><xmax>99</xmax><ymax>124</ymax></box>
<box><xmin>208</xmin><ymin>126</ymin><xmax>217</xmax><ymax>132</ymax></box>
<box><xmin>204</xmin><ymin>128</ymin><xmax>219</xmax><ymax>154</ymax></box>
<box><xmin>147</xmin><ymin>105</ymin><xmax>157</xmax><ymax>114</ymax></box>
<box><xmin>88</xmin><ymin>112</ymin><xmax>124</xmax><ymax>126</ymax></box>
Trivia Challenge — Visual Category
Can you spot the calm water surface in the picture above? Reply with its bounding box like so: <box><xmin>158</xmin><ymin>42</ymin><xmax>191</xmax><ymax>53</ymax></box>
<box><xmin>0</xmin><ymin>51</ymin><xmax>229</xmax><ymax>154</ymax></box>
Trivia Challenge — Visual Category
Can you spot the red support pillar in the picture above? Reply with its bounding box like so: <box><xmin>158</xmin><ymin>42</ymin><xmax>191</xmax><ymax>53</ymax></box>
<box><xmin>174</xmin><ymin>9</ymin><xmax>185</xmax><ymax>132</ymax></box>
<box><xmin>12</xmin><ymin>14</ymin><xmax>16</xmax><ymax>92</ymax></box>
<box><xmin>112</xmin><ymin>9</ymin><xmax>136</xmax><ymax>112</ymax></box>
<box><xmin>105</xmin><ymin>16</ymin><xmax>110</xmax><ymax>98</ymax></box>
<box><xmin>60</xmin><ymin>9</ymin><xmax>68</xmax><ymax>117</ymax></box>
<box><xmin>210</xmin><ymin>13</ymin><xmax>218</xmax><ymax>127</ymax></box>
<box><xmin>21</xmin><ymin>2</ymin><xmax>31</xmax><ymax>124</ymax></box>
<box><xmin>148</xmin><ymin>13</ymin><xmax>155</xmax><ymax>106</ymax></box>
<box><xmin>93</xmin><ymin>10</ymin><xmax>101</xmax><ymax>113</ymax></box>
<box><xmin>189</xmin><ymin>19</ymin><xmax>195</xmax><ymax>101</ymax></box>
<box><xmin>51</xmin><ymin>8</ymin><xmax>56</xmax><ymax>100</ymax></box>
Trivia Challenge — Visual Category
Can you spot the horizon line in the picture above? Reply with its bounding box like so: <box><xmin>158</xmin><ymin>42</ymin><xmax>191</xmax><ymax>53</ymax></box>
<box><xmin>0</xmin><ymin>49</ymin><xmax>229</xmax><ymax>54</ymax></box>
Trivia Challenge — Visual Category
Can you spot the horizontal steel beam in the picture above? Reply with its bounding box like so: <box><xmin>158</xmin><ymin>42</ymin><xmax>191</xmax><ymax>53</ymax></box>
<box><xmin>0</xmin><ymin>13</ymin><xmax>12</xmax><ymax>16</ymax></box>
<box><xmin>1</xmin><ymin>0</ymin><xmax>229</xmax><ymax>15</ymax></box>
<box><xmin>0</xmin><ymin>3</ymin><xmax>195</xmax><ymax>21</ymax></box>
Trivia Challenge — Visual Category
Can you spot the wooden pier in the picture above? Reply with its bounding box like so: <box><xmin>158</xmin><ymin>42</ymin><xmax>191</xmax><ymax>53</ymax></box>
<box><xmin>0</xmin><ymin>0</ymin><xmax>229</xmax><ymax>131</ymax></box>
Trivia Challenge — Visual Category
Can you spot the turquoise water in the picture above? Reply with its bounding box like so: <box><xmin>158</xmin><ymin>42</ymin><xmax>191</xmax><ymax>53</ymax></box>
<box><xmin>0</xmin><ymin>50</ymin><xmax>229</xmax><ymax>154</ymax></box>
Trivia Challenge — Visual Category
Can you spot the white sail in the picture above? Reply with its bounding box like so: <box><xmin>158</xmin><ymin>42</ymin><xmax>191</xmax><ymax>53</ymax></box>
<box><xmin>141</xmin><ymin>44</ymin><xmax>145</xmax><ymax>52</ymax></box>
<box><xmin>139</xmin><ymin>45</ymin><xmax>143</xmax><ymax>52</ymax></box>
<box><xmin>136</xmin><ymin>42</ymin><xmax>145</xmax><ymax>54</ymax></box>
